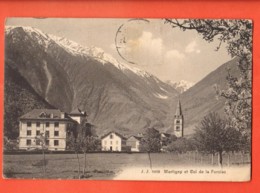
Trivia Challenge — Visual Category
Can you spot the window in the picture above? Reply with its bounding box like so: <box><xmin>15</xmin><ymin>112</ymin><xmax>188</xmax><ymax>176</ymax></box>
<box><xmin>110</xmin><ymin>141</ymin><xmax>112</xmax><ymax>145</ymax></box>
<box><xmin>36</xmin><ymin>140</ymin><xmax>40</xmax><ymax>145</ymax></box>
<box><xmin>39</xmin><ymin>112</ymin><xmax>47</xmax><ymax>118</ymax></box>
<box><xmin>104</xmin><ymin>141</ymin><xmax>107</xmax><ymax>145</ymax></box>
<box><xmin>46</xmin><ymin>140</ymin><xmax>49</xmax><ymax>146</ymax></box>
<box><xmin>27</xmin><ymin>130</ymin><xmax>32</xmax><ymax>136</ymax></box>
<box><xmin>27</xmin><ymin>122</ymin><xmax>32</xmax><ymax>127</ymax></box>
<box><xmin>110</xmin><ymin>134</ymin><xmax>113</xmax><ymax>139</ymax></box>
<box><xmin>176</xmin><ymin>120</ymin><xmax>180</xmax><ymax>124</ymax></box>
<box><xmin>54</xmin><ymin>131</ymin><xmax>59</xmax><ymax>137</ymax></box>
<box><xmin>54</xmin><ymin>140</ymin><xmax>59</xmax><ymax>146</ymax></box>
<box><xmin>54</xmin><ymin>122</ymin><xmax>59</xmax><ymax>128</ymax></box>
<box><xmin>26</xmin><ymin>139</ymin><xmax>31</xmax><ymax>145</ymax></box>
<box><xmin>36</xmin><ymin>122</ymin><xmax>40</xmax><ymax>127</ymax></box>
<box><xmin>176</xmin><ymin>126</ymin><xmax>180</xmax><ymax>131</ymax></box>
<box><xmin>46</xmin><ymin>122</ymin><xmax>50</xmax><ymax>127</ymax></box>
<box><xmin>36</xmin><ymin>130</ymin><xmax>40</xmax><ymax>136</ymax></box>
<box><xmin>45</xmin><ymin>131</ymin><xmax>50</xmax><ymax>137</ymax></box>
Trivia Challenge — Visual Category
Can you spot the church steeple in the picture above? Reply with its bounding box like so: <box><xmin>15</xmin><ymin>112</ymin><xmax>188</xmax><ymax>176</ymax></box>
<box><xmin>174</xmin><ymin>99</ymin><xmax>184</xmax><ymax>137</ymax></box>
<box><xmin>175</xmin><ymin>100</ymin><xmax>182</xmax><ymax>116</ymax></box>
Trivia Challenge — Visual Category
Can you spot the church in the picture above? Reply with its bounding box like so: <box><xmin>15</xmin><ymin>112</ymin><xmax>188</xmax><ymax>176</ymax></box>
<box><xmin>173</xmin><ymin>100</ymin><xmax>184</xmax><ymax>138</ymax></box>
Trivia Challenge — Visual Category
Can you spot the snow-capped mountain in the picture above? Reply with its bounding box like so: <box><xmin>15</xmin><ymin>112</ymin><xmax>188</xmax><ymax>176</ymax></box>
<box><xmin>166</xmin><ymin>80</ymin><xmax>194</xmax><ymax>93</ymax></box>
<box><xmin>5</xmin><ymin>25</ymin><xmax>237</xmax><ymax>137</ymax></box>
<box><xmin>50</xmin><ymin>32</ymin><xmax>154</xmax><ymax>78</ymax></box>
<box><xmin>49</xmin><ymin>33</ymin><xmax>129</xmax><ymax>70</ymax></box>
<box><xmin>5</xmin><ymin>25</ymin><xmax>178</xmax><ymax>135</ymax></box>
<box><xmin>6</xmin><ymin>25</ymin><xmax>152</xmax><ymax>78</ymax></box>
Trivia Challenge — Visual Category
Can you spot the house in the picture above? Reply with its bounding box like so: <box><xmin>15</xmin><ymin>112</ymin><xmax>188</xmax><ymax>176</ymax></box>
<box><xmin>19</xmin><ymin>109</ymin><xmax>77</xmax><ymax>151</ymax></box>
<box><xmin>68</xmin><ymin>108</ymin><xmax>87</xmax><ymax>124</ymax></box>
<box><xmin>126</xmin><ymin>136</ymin><xmax>142</xmax><ymax>152</ymax></box>
<box><xmin>101</xmin><ymin>131</ymin><xmax>127</xmax><ymax>151</ymax></box>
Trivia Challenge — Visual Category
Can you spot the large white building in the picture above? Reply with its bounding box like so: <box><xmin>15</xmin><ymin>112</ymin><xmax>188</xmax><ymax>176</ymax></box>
<box><xmin>19</xmin><ymin>109</ymin><xmax>77</xmax><ymax>151</ymax></box>
<box><xmin>101</xmin><ymin>131</ymin><xmax>127</xmax><ymax>151</ymax></box>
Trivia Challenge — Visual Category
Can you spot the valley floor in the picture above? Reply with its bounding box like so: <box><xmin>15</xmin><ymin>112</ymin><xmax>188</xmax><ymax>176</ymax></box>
<box><xmin>3</xmin><ymin>153</ymin><xmax>250</xmax><ymax>181</ymax></box>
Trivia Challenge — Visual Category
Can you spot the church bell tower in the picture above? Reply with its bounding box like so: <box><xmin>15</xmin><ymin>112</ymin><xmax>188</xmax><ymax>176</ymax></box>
<box><xmin>174</xmin><ymin>100</ymin><xmax>184</xmax><ymax>138</ymax></box>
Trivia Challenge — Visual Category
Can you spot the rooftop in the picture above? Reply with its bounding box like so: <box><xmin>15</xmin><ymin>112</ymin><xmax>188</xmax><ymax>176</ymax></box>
<box><xmin>101</xmin><ymin>131</ymin><xmax>127</xmax><ymax>140</ymax></box>
<box><xmin>69</xmin><ymin>108</ymin><xmax>87</xmax><ymax>116</ymax></box>
<box><xmin>175</xmin><ymin>100</ymin><xmax>183</xmax><ymax>116</ymax></box>
<box><xmin>128</xmin><ymin>135</ymin><xmax>142</xmax><ymax>141</ymax></box>
<box><xmin>20</xmin><ymin>109</ymin><xmax>74</xmax><ymax>121</ymax></box>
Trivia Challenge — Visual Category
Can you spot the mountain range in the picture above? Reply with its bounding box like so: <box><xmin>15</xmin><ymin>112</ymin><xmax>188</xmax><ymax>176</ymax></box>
<box><xmin>4</xmin><ymin>26</ymin><xmax>238</xmax><ymax>138</ymax></box>
<box><xmin>167</xmin><ymin>57</ymin><xmax>239</xmax><ymax>135</ymax></box>
<box><xmin>166</xmin><ymin>80</ymin><xmax>194</xmax><ymax>94</ymax></box>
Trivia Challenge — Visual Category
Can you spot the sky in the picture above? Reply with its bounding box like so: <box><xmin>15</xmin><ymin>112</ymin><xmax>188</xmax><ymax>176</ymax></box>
<box><xmin>6</xmin><ymin>18</ymin><xmax>232</xmax><ymax>83</ymax></box>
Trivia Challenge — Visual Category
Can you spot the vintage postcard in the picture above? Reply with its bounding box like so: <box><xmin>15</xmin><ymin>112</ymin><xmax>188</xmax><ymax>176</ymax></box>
<box><xmin>3</xmin><ymin>18</ymin><xmax>252</xmax><ymax>181</ymax></box>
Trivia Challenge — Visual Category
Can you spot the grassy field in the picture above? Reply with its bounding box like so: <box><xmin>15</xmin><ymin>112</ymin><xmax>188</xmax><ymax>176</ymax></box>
<box><xmin>3</xmin><ymin>152</ymin><xmax>251</xmax><ymax>179</ymax></box>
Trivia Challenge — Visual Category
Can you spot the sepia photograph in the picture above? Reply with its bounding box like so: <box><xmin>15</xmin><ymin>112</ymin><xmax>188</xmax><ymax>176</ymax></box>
<box><xmin>3</xmin><ymin>18</ymin><xmax>252</xmax><ymax>181</ymax></box>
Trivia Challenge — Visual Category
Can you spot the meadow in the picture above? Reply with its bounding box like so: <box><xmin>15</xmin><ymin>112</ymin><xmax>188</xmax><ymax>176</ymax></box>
<box><xmin>3</xmin><ymin>152</ymin><xmax>250</xmax><ymax>179</ymax></box>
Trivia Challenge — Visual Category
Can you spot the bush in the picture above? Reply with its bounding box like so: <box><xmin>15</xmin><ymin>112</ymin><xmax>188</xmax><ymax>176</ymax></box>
<box><xmin>3</xmin><ymin>166</ymin><xmax>15</xmax><ymax>178</ymax></box>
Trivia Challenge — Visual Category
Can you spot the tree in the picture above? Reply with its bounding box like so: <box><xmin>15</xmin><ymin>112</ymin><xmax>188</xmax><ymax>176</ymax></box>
<box><xmin>167</xmin><ymin>138</ymin><xmax>197</xmax><ymax>162</ymax></box>
<box><xmin>139</xmin><ymin>128</ymin><xmax>161</xmax><ymax>169</ymax></box>
<box><xmin>164</xmin><ymin>19</ymin><xmax>252</xmax><ymax>136</ymax></box>
<box><xmin>194</xmin><ymin>112</ymin><xmax>242</xmax><ymax>167</ymax></box>
<box><xmin>79</xmin><ymin>121</ymin><xmax>100</xmax><ymax>175</ymax></box>
<box><xmin>66</xmin><ymin>118</ymin><xmax>100</xmax><ymax>178</ymax></box>
<box><xmin>35</xmin><ymin>131</ymin><xmax>49</xmax><ymax>177</ymax></box>
<box><xmin>167</xmin><ymin>137</ymin><xmax>191</xmax><ymax>154</ymax></box>
<box><xmin>66</xmin><ymin>134</ymin><xmax>82</xmax><ymax>178</ymax></box>
<box><xmin>162</xmin><ymin>134</ymin><xmax>177</xmax><ymax>147</ymax></box>
<box><xmin>4</xmin><ymin>137</ymin><xmax>18</xmax><ymax>151</ymax></box>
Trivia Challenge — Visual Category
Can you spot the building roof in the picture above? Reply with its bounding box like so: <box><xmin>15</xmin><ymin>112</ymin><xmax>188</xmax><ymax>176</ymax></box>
<box><xmin>175</xmin><ymin>100</ymin><xmax>183</xmax><ymax>116</ymax></box>
<box><xmin>127</xmin><ymin>135</ymin><xmax>142</xmax><ymax>141</ymax></box>
<box><xmin>20</xmin><ymin>109</ymin><xmax>75</xmax><ymax>122</ymax></box>
<box><xmin>101</xmin><ymin>131</ymin><xmax>127</xmax><ymax>140</ymax></box>
<box><xmin>69</xmin><ymin>108</ymin><xmax>87</xmax><ymax>116</ymax></box>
